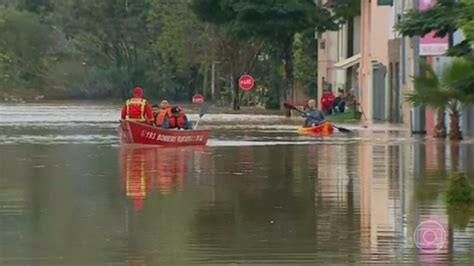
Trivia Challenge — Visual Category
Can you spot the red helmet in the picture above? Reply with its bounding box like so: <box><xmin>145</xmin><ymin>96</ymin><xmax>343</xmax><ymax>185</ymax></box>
<box><xmin>133</xmin><ymin>87</ymin><xmax>143</xmax><ymax>97</ymax></box>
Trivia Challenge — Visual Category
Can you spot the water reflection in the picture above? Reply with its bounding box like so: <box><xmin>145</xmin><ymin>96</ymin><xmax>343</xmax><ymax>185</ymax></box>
<box><xmin>120</xmin><ymin>146</ymin><xmax>210</xmax><ymax>212</ymax></box>
<box><xmin>1</xmin><ymin>102</ymin><xmax>474</xmax><ymax>264</ymax></box>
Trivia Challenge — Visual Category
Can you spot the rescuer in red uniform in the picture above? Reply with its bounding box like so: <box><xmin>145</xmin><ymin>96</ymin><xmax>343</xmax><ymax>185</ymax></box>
<box><xmin>121</xmin><ymin>87</ymin><xmax>153</xmax><ymax>124</ymax></box>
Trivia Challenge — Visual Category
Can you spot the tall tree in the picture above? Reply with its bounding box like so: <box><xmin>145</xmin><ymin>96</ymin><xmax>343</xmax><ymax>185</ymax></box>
<box><xmin>53</xmin><ymin>0</ymin><xmax>152</xmax><ymax>99</ymax></box>
<box><xmin>191</xmin><ymin>0</ymin><xmax>338</xmax><ymax>110</ymax></box>
<box><xmin>146</xmin><ymin>0</ymin><xmax>214</xmax><ymax>100</ymax></box>
<box><xmin>0</xmin><ymin>6</ymin><xmax>54</xmax><ymax>93</ymax></box>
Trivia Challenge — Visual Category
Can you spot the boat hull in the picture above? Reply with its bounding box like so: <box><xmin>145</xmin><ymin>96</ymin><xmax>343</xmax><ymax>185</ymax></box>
<box><xmin>297</xmin><ymin>122</ymin><xmax>335</xmax><ymax>135</ymax></box>
<box><xmin>119</xmin><ymin>120</ymin><xmax>210</xmax><ymax>146</ymax></box>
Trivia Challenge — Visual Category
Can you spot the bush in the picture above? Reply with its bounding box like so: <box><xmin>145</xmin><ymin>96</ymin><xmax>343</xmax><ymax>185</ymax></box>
<box><xmin>446</xmin><ymin>172</ymin><xmax>474</xmax><ymax>205</ymax></box>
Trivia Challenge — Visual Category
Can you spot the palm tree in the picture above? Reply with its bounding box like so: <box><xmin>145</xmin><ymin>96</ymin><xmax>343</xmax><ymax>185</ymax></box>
<box><xmin>408</xmin><ymin>60</ymin><xmax>447</xmax><ymax>138</ymax></box>
<box><xmin>407</xmin><ymin>58</ymin><xmax>474</xmax><ymax>140</ymax></box>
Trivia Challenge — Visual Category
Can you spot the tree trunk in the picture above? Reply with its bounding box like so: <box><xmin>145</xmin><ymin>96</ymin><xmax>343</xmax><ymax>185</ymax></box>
<box><xmin>121</xmin><ymin>85</ymin><xmax>128</xmax><ymax>101</ymax></box>
<box><xmin>202</xmin><ymin>64</ymin><xmax>209</xmax><ymax>98</ymax></box>
<box><xmin>449</xmin><ymin>141</ymin><xmax>460</xmax><ymax>172</ymax></box>
<box><xmin>435</xmin><ymin>141</ymin><xmax>446</xmax><ymax>175</ymax></box>
<box><xmin>232</xmin><ymin>74</ymin><xmax>240</xmax><ymax>110</ymax></box>
<box><xmin>434</xmin><ymin>109</ymin><xmax>447</xmax><ymax>138</ymax></box>
<box><xmin>283</xmin><ymin>34</ymin><xmax>294</xmax><ymax>117</ymax></box>
<box><xmin>448</xmin><ymin>113</ymin><xmax>463</xmax><ymax>140</ymax></box>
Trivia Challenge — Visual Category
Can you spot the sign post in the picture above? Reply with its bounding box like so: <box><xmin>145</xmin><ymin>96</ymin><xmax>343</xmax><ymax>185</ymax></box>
<box><xmin>192</xmin><ymin>94</ymin><xmax>204</xmax><ymax>104</ymax></box>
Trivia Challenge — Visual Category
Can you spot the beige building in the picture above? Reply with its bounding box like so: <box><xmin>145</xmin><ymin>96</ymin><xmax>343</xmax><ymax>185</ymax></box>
<box><xmin>317</xmin><ymin>0</ymin><xmax>416</xmax><ymax>126</ymax></box>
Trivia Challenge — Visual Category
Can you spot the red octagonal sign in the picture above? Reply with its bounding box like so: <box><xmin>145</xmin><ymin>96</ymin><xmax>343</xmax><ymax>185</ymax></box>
<box><xmin>192</xmin><ymin>94</ymin><xmax>204</xmax><ymax>104</ymax></box>
<box><xmin>239</xmin><ymin>74</ymin><xmax>254</xmax><ymax>91</ymax></box>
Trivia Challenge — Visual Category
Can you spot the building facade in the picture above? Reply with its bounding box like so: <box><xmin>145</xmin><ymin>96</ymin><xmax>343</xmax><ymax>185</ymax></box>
<box><xmin>317</xmin><ymin>0</ymin><xmax>474</xmax><ymax>135</ymax></box>
<box><xmin>317</xmin><ymin>0</ymin><xmax>412</xmax><ymax>125</ymax></box>
<box><xmin>314</xmin><ymin>0</ymin><xmax>419</xmax><ymax>127</ymax></box>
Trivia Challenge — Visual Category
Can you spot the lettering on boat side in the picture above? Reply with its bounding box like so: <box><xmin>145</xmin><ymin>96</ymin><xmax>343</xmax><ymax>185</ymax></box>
<box><xmin>141</xmin><ymin>130</ymin><xmax>204</xmax><ymax>143</ymax></box>
<box><xmin>176</xmin><ymin>135</ymin><xmax>204</xmax><ymax>142</ymax></box>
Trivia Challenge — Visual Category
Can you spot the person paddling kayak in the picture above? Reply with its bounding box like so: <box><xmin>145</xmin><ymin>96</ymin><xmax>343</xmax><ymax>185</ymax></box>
<box><xmin>303</xmin><ymin>99</ymin><xmax>325</xmax><ymax>127</ymax></box>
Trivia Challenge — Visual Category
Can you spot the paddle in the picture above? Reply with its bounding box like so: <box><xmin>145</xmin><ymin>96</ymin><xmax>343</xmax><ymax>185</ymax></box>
<box><xmin>283</xmin><ymin>102</ymin><xmax>352</xmax><ymax>133</ymax></box>
<box><xmin>193</xmin><ymin>104</ymin><xmax>210</xmax><ymax>130</ymax></box>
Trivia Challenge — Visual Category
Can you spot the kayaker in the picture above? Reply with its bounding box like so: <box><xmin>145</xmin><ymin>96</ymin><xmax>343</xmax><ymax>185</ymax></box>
<box><xmin>121</xmin><ymin>86</ymin><xmax>154</xmax><ymax>124</ymax></box>
<box><xmin>171</xmin><ymin>106</ymin><xmax>191</xmax><ymax>130</ymax></box>
<box><xmin>303</xmin><ymin>99</ymin><xmax>325</xmax><ymax>127</ymax></box>
<box><xmin>155</xmin><ymin>99</ymin><xmax>175</xmax><ymax>129</ymax></box>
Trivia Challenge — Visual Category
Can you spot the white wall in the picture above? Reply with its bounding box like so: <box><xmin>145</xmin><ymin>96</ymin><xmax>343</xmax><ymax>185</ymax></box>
<box><xmin>354</xmin><ymin>16</ymin><xmax>361</xmax><ymax>55</ymax></box>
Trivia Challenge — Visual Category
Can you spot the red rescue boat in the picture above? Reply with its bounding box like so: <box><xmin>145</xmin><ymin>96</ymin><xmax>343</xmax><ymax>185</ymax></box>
<box><xmin>119</xmin><ymin>120</ymin><xmax>210</xmax><ymax>146</ymax></box>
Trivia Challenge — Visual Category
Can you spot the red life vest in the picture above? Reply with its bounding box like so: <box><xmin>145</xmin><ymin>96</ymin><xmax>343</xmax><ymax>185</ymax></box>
<box><xmin>176</xmin><ymin>110</ymin><xmax>187</xmax><ymax>128</ymax></box>
<box><xmin>125</xmin><ymin>98</ymin><xmax>147</xmax><ymax>122</ymax></box>
<box><xmin>155</xmin><ymin>108</ymin><xmax>174</xmax><ymax>127</ymax></box>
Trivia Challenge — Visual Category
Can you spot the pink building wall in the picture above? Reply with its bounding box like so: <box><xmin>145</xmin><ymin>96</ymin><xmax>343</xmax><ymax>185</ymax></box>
<box><xmin>317</xmin><ymin>30</ymin><xmax>339</xmax><ymax>108</ymax></box>
<box><xmin>359</xmin><ymin>1</ymin><xmax>392</xmax><ymax>122</ymax></box>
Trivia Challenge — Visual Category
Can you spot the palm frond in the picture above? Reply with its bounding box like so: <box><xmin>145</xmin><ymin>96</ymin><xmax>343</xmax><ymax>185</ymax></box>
<box><xmin>442</xmin><ymin>58</ymin><xmax>474</xmax><ymax>104</ymax></box>
<box><xmin>406</xmin><ymin>61</ymin><xmax>448</xmax><ymax>109</ymax></box>
<box><xmin>407</xmin><ymin>58</ymin><xmax>474</xmax><ymax>108</ymax></box>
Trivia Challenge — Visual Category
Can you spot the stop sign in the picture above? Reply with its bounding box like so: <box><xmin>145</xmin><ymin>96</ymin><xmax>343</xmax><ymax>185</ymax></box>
<box><xmin>239</xmin><ymin>75</ymin><xmax>254</xmax><ymax>91</ymax></box>
<box><xmin>192</xmin><ymin>94</ymin><xmax>204</xmax><ymax>104</ymax></box>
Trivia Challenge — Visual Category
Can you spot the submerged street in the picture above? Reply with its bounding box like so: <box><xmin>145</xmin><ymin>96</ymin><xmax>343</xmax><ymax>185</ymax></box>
<box><xmin>0</xmin><ymin>103</ymin><xmax>473</xmax><ymax>265</ymax></box>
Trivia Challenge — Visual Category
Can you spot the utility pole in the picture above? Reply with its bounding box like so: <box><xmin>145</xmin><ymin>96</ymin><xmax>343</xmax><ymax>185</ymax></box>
<box><xmin>211</xmin><ymin>62</ymin><xmax>216</xmax><ymax>102</ymax></box>
<box><xmin>411</xmin><ymin>0</ymin><xmax>426</xmax><ymax>134</ymax></box>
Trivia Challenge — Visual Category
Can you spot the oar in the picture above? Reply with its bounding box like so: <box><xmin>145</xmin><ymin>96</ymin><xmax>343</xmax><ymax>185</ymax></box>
<box><xmin>283</xmin><ymin>102</ymin><xmax>352</xmax><ymax>133</ymax></box>
<box><xmin>193</xmin><ymin>104</ymin><xmax>210</xmax><ymax>130</ymax></box>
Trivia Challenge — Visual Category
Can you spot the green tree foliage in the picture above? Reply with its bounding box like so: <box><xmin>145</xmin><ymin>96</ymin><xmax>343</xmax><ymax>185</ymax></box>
<box><xmin>191</xmin><ymin>0</ymin><xmax>338</xmax><ymax>110</ymax></box>
<box><xmin>53</xmin><ymin>0</ymin><xmax>153</xmax><ymax>99</ymax></box>
<box><xmin>146</xmin><ymin>0</ymin><xmax>213</xmax><ymax>100</ymax></box>
<box><xmin>0</xmin><ymin>0</ymin><xmax>224</xmax><ymax>101</ymax></box>
<box><xmin>446</xmin><ymin>172</ymin><xmax>474</xmax><ymax>205</ymax></box>
<box><xmin>326</xmin><ymin>0</ymin><xmax>361</xmax><ymax>23</ymax></box>
<box><xmin>1</xmin><ymin>0</ymin><xmax>356</xmax><ymax>105</ymax></box>
<box><xmin>17</xmin><ymin>0</ymin><xmax>53</xmax><ymax>14</ymax></box>
<box><xmin>0</xmin><ymin>6</ymin><xmax>54</xmax><ymax>94</ymax></box>
<box><xmin>459</xmin><ymin>0</ymin><xmax>474</xmax><ymax>45</ymax></box>
<box><xmin>293</xmin><ymin>33</ymin><xmax>318</xmax><ymax>99</ymax></box>
<box><xmin>395</xmin><ymin>0</ymin><xmax>473</xmax><ymax>57</ymax></box>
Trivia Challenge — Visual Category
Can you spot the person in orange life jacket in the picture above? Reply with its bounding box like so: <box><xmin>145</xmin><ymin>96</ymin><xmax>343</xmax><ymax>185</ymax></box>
<box><xmin>170</xmin><ymin>106</ymin><xmax>191</xmax><ymax>130</ymax></box>
<box><xmin>121</xmin><ymin>87</ymin><xmax>153</xmax><ymax>124</ymax></box>
<box><xmin>152</xmin><ymin>104</ymin><xmax>160</xmax><ymax>123</ymax></box>
<box><xmin>155</xmin><ymin>99</ymin><xmax>175</xmax><ymax>128</ymax></box>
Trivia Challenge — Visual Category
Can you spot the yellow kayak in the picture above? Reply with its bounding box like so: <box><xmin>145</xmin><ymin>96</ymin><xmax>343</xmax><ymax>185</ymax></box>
<box><xmin>297</xmin><ymin>121</ymin><xmax>335</xmax><ymax>135</ymax></box>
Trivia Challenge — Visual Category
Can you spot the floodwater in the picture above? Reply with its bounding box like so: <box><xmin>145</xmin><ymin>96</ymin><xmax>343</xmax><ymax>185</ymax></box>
<box><xmin>0</xmin><ymin>103</ymin><xmax>473</xmax><ymax>265</ymax></box>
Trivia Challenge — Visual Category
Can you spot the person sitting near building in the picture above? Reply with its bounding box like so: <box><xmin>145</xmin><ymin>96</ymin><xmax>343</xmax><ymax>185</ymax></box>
<box><xmin>303</xmin><ymin>99</ymin><xmax>325</xmax><ymax>127</ymax></box>
<box><xmin>332</xmin><ymin>88</ymin><xmax>346</xmax><ymax>114</ymax></box>
<box><xmin>346</xmin><ymin>88</ymin><xmax>357</xmax><ymax>110</ymax></box>
<box><xmin>154</xmin><ymin>99</ymin><xmax>174</xmax><ymax>129</ymax></box>
<box><xmin>170</xmin><ymin>106</ymin><xmax>191</xmax><ymax>130</ymax></box>
<box><xmin>320</xmin><ymin>89</ymin><xmax>335</xmax><ymax>115</ymax></box>
<box><xmin>121</xmin><ymin>87</ymin><xmax>153</xmax><ymax>125</ymax></box>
